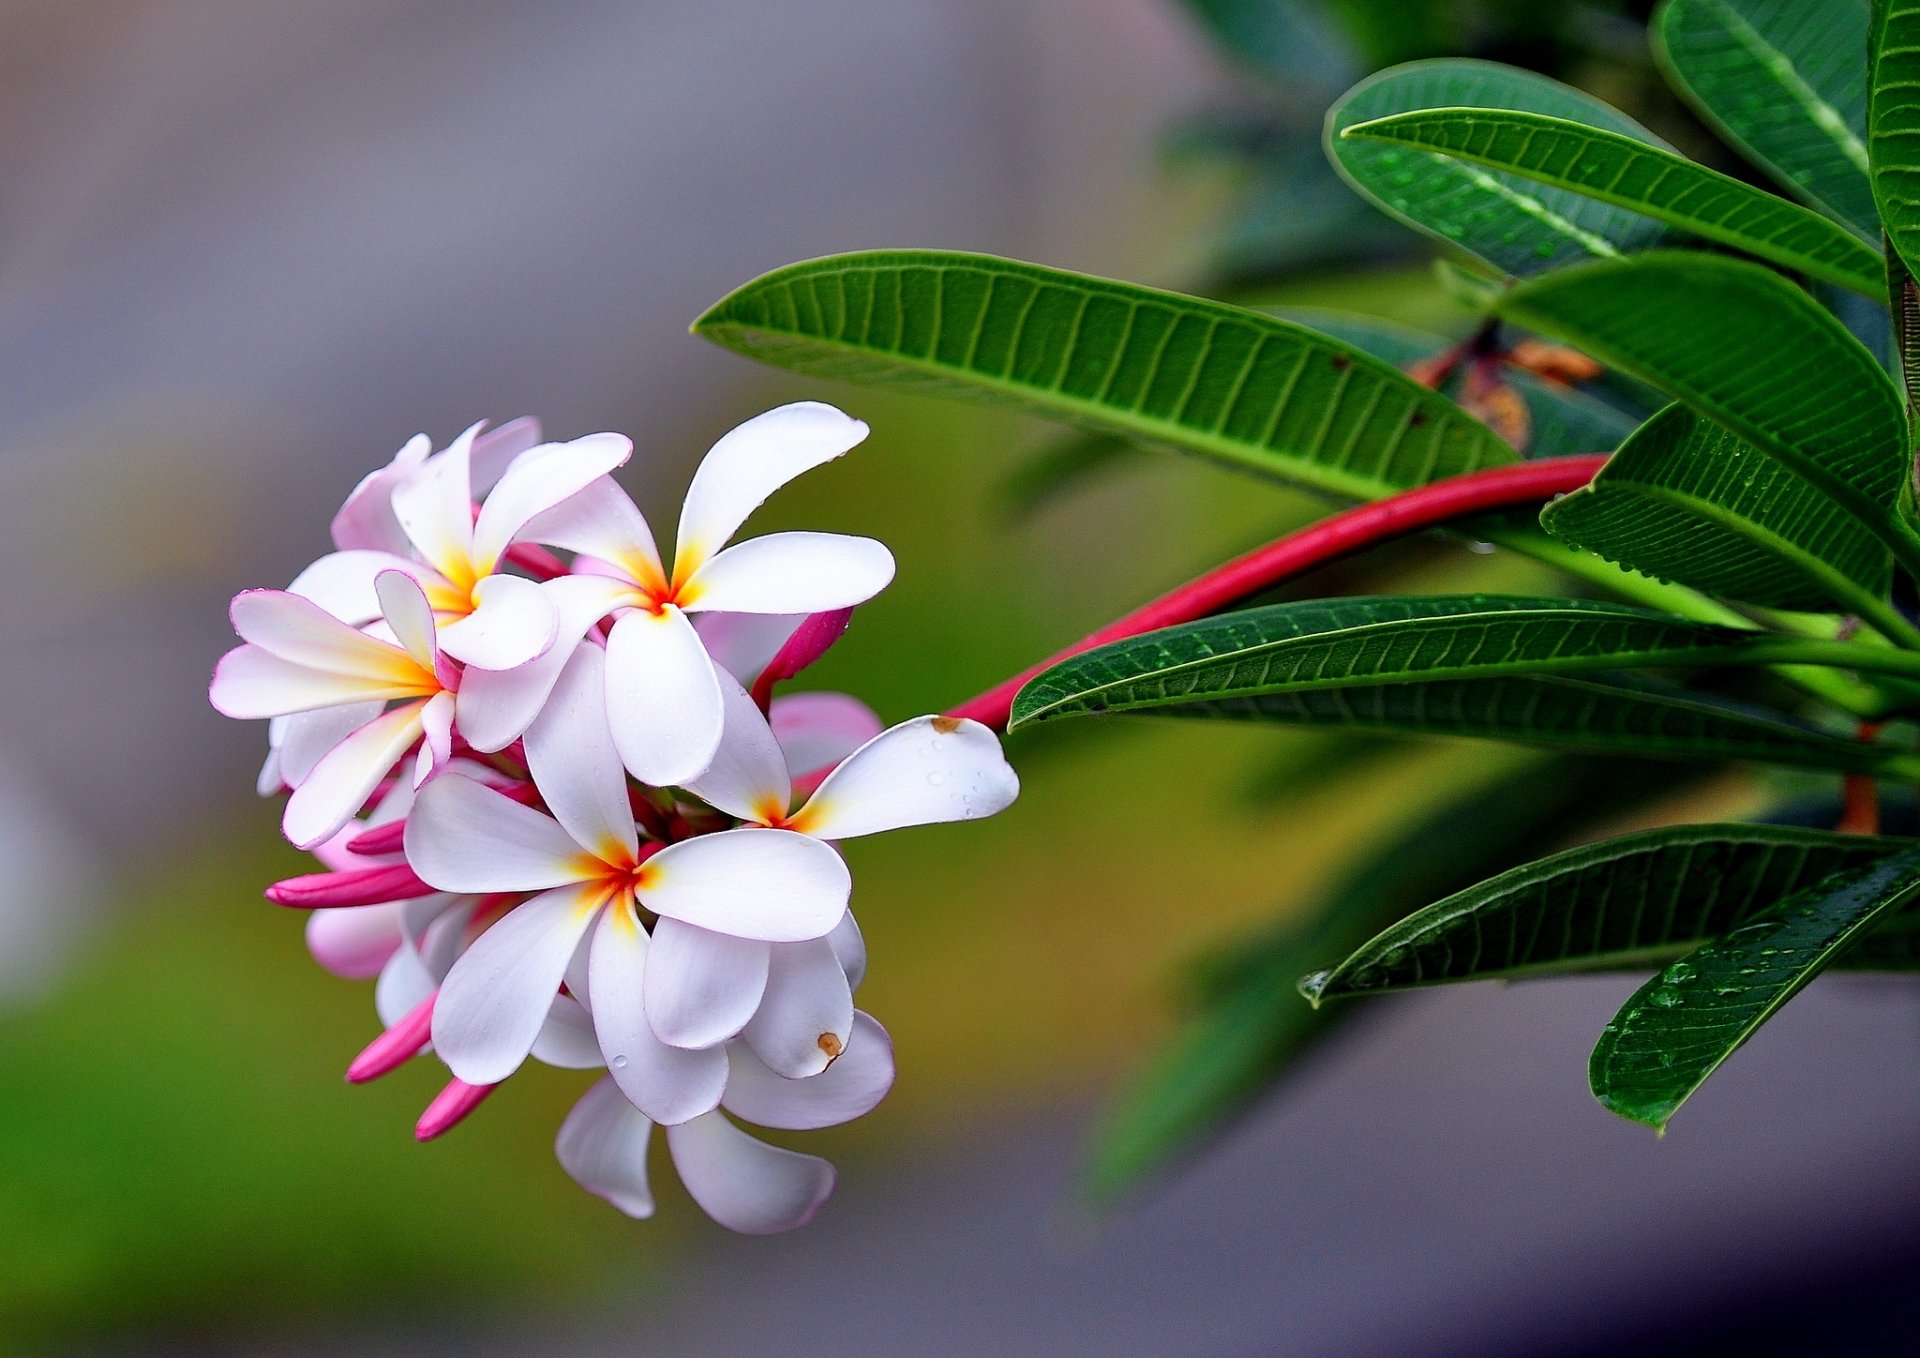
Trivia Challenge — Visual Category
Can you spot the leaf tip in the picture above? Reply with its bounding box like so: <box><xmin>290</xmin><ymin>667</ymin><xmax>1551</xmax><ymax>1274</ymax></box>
<box><xmin>1296</xmin><ymin>969</ymin><xmax>1332</xmax><ymax>1008</ymax></box>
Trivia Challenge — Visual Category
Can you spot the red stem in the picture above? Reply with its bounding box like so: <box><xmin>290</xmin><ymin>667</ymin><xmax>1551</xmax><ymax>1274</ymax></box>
<box><xmin>944</xmin><ymin>456</ymin><xmax>1607</xmax><ymax>731</ymax></box>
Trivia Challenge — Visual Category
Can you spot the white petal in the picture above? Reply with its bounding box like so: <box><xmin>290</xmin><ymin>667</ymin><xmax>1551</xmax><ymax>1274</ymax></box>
<box><xmin>681</xmin><ymin>533</ymin><xmax>894</xmax><ymax>615</ymax></box>
<box><xmin>532</xmin><ymin>993</ymin><xmax>605</xmax><ymax>1069</ymax></box>
<box><xmin>375</xmin><ymin>570</ymin><xmax>440</xmax><ymax>672</ymax></box>
<box><xmin>791</xmin><ymin>716</ymin><xmax>1019</xmax><ymax>841</ymax></box>
<box><xmin>229</xmin><ymin>590</ymin><xmax>428</xmax><ymax>682</ymax></box>
<box><xmin>586</xmin><ymin>900</ymin><xmax>728</xmax><ymax>1124</ymax></box>
<box><xmin>413</xmin><ymin>897</ymin><xmax>475</xmax><ymax>980</ymax></box>
<box><xmin>435</xmin><ymin>574</ymin><xmax>558</xmax><ymax>670</ymax></box>
<box><xmin>283</xmin><ymin>702</ymin><xmax>425</xmax><ymax>849</ymax></box>
<box><xmin>724</xmin><ymin>1011</ymin><xmax>894</xmax><ymax>1130</ymax></box>
<box><xmin>413</xmin><ymin>691</ymin><xmax>456</xmax><ymax>787</ymax></box>
<box><xmin>666</xmin><ymin>1110</ymin><xmax>835</xmax><ymax>1235</ymax></box>
<box><xmin>433</xmin><ymin>882</ymin><xmax>606</xmax><ymax>1084</ymax></box>
<box><xmin>403</xmin><ymin>773</ymin><xmax>591</xmax><ymax>893</ymax></box>
<box><xmin>740</xmin><ymin>935</ymin><xmax>853</xmax><ymax>1078</ymax></box>
<box><xmin>256</xmin><ymin>746</ymin><xmax>283</xmax><ymax>796</ymax></box>
<box><xmin>470</xmin><ymin>432</ymin><xmax>633</xmax><ymax>573</ymax></box>
<box><xmin>555</xmin><ymin>1076</ymin><xmax>656</xmax><ymax>1219</ymax></box>
<box><xmin>693</xmin><ymin>612</ymin><xmax>806</xmax><ymax>684</ymax></box>
<box><xmin>452</xmin><ymin>573</ymin><xmax>631</xmax><ymax>751</ymax></box>
<box><xmin>770</xmin><ymin>692</ymin><xmax>884</xmax><ymax>777</ymax></box>
<box><xmin>390</xmin><ymin>422</ymin><xmax>479</xmax><ymax>582</ymax></box>
<box><xmin>279</xmin><ymin>702</ymin><xmax>386</xmax><ymax>786</ymax></box>
<box><xmin>524</xmin><ymin>476</ymin><xmax>664</xmax><ymax>588</ymax></box>
<box><xmin>288</xmin><ymin>550</ymin><xmax>423</xmax><ymax>625</ymax></box>
<box><xmin>375</xmin><ymin>939</ymin><xmax>438</xmax><ymax>1028</ymax></box>
<box><xmin>469</xmin><ymin>417</ymin><xmax>543</xmax><ymax>493</ymax></box>
<box><xmin>305</xmin><ymin>903</ymin><xmax>404</xmax><ymax>979</ymax></box>
<box><xmin>523</xmin><ymin>644</ymin><xmax>637</xmax><ymax>863</ymax></box>
<box><xmin>826</xmin><ymin>909</ymin><xmax>867</xmax><ymax>992</ymax></box>
<box><xmin>331</xmin><ymin>433</ymin><xmax>431</xmax><ymax>554</ymax></box>
<box><xmin>641</xmin><ymin>828</ymin><xmax>848</xmax><ymax>942</ymax></box>
<box><xmin>210</xmin><ymin>645</ymin><xmax>411</xmax><ymax>719</ymax></box>
<box><xmin>674</xmin><ymin>402</ymin><xmax>869</xmax><ymax>571</ymax></box>
<box><xmin>682</xmin><ymin>670</ymin><xmax>790</xmax><ymax>823</ymax></box>
<box><xmin>603</xmin><ymin>605</ymin><xmax>724</xmax><ymax>786</ymax></box>
<box><xmin>643</xmin><ymin>918</ymin><xmax>770</xmax><ymax>1050</ymax></box>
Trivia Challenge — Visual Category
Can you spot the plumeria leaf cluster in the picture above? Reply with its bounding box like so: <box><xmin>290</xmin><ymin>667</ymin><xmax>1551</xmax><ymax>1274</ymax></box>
<box><xmin>689</xmin><ymin>0</ymin><xmax>1920</xmax><ymax>1192</ymax></box>
<box><xmin>211</xmin><ymin>405</ymin><xmax>1019</xmax><ymax>1233</ymax></box>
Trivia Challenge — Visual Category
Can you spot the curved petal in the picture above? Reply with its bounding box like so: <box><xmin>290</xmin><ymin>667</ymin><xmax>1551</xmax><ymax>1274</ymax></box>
<box><xmin>680</xmin><ymin>533</ymin><xmax>894</xmax><ymax>616</ymax></box>
<box><xmin>826</xmin><ymin>908</ymin><xmax>867</xmax><ymax>992</ymax></box>
<box><xmin>682</xmin><ymin>670</ymin><xmax>790</xmax><ymax>824</ymax></box>
<box><xmin>374</xmin><ymin>939</ymin><xmax>438</xmax><ymax>1028</ymax></box>
<box><xmin>740</xmin><ymin>935</ymin><xmax>853</xmax><ymax>1078</ymax></box>
<box><xmin>403</xmin><ymin>773</ymin><xmax>591</xmax><ymax>893</ymax></box>
<box><xmin>435</xmin><ymin>574</ymin><xmax>558</xmax><ymax>671</ymax></box>
<box><xmin>693</xmin><ymin>611</ymin><xmax>805</xmax><ymax>685</ymax></box>
<box><xmin>555</xmin><ymin>1076</ymin><xmax>656</xmax><ymax>1219</ymax></box>
<box><xmin>210</xmin><ymin>645</ymin><xmax>412</xmax><ymax>719</ymax></box>
<box><xmin>640</xmin><ymin>828</ymin><xmax>848</xmax><ymax>943</ymax></box>
<box><xmin>288</xmin><ymin>549</ymin><xmax>423</xmax><ymax>625</ymax></box>
<box><xmin>643</xmin><ymin>918</ymin><xmax>770</xmax><ymax>1050</ymax></box>
<box><xmin>586</xmin><ymin>899</ymin><xmax>728</xmax><ymax>1124</ymax></box>
<box><xmin>603</xmin><ymin>605</ymin><xmax>724</xmax><ymax>787</ymax></box>
<box><xmin>724</xmin><ymin>1011</ymin><xmax>894</xmax><ymax>1130</ymax></box>
<box><xmin>523</xmin><ymin>644</ymin><xmax>636</xmax><ymax>863</ymax></box>
<box><xmin>279</xmin><ymin>702</ymin><xmax>386</xmax><ymax>786</ymax></box>
<box><xmin>770</xmin><ymin>692</ymin><xmax>884</xmax><ymax>778</ymax></box>
<box><xmin>305</xmin><ymin>903</ymin><xmax>404</xmax><ymax>979</ymax></box>
<box><xmin>789</xmin><ymin>716</ymin><xmax>1018</xmax><ymax>841</ymax></box>
<box><xmin>331</xmin><ymin>433</ymin><xmax>431</xmax><ymax>554</ymax></box>
<box><xmin>375</xmin><ymin>571</ymin><xmax>440</xmax><ymax>672</ymax></box>
<box><xmin>532</xmin><ymin>993</ymin><xmax>605</xmax><ymax>1069</ymax></box>
<box><xmin>674</xmin><ymin>402</ymin><xmax>869</xmax><ymax>572</ymax></box>
<box><xmin>453</xmin><ymin>573</ymin><xmax>632</xmax><ymax>752</ymax></box>
<box><xmin>390</xmin><ymin>422</ymin><xmax>480</xmax><ymax>583</ymax></box>
<box><xmin>432</xmin><ymin>882</ymin><xmax>605</xmax><ymax>1084</ymax></box>
<box><xmin>470</xmin><ymin>432</ymin><xmax>633</xmax><ymax>573</ymax></box>
<box><xmin>666</xmin><ymin>1110</ymin><xmax>835</xmax><ymax>1235</ymax></box>
<box><xmin>413</xmin><ymin>691</ymin><xmax>456</xmax><ymax>787</ymax></box>
<box><xmin>229</xmin><ymin>590</ymin><xmax>428</xmax><ymax>684</ymax></box>
<box><xmin>469</xmin><ymin>417</ymin><xmax>543</xmax><ymax>493</ymax></box>
<box><xmin>524</xmin><ymin>476</ymin><xmax>664</xmax><ymax>590</ymax></box>
<box><xmin>283</xmin><ymin>702</ymin><xmax>425</xmax><ymax>849</ymax></box>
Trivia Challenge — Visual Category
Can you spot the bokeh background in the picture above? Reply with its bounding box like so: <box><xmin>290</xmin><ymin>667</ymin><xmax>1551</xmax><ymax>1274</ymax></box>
<box><xmin>3</xmin><ymin>2</ymin><xmax>1917</xmax><ymax>1353</ymax></box>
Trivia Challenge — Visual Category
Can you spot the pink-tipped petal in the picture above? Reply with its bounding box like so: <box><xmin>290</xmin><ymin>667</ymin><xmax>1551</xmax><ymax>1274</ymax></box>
<box><xmin>211</xmin><ymin>645</ymin><xmax>413</xmax><ymax>719</ymax></box>
<box><xmin>453</xmin><ymin>574</ymin><xmax>631</xmax><ymax>752</ymax></box>
<box><xmin>740</xmin><ymin>935</ymin><xmax>853</xmax><ymax>1079</ymax></box>
<box><xmin>674</xmin><ymin>402</ymin><xmax>869</xmax><ymax>572</ymax></box>
<box><xmin>332</xmin><ymin>433</ymin><xmax>432</xmax><ymax>554</ymax></box>
<box><xmin>403</xmin><ymin>774</ymin><xmax>590</xmax><ymax>894</ymax></box>
<box><xmin>470</xmin><ymin>432</ymin><xmax>633</xmax><ymax>573</ymax></box>
<box><xmin>556</xmin><ymin>1076</ymin><xmax>656</xmax><ymax>1219</ymax></box>
<box><xmin>586</xmin><ymin>901</ymin><xmax>728</xmax><ymax>1124</ymax></box>
<box><xmin>347</xmin><ymin>991</ymin><xmax>435</xmax><ymax>1082</ymax></box>
<box><xmin>523</xmin><ymin>645</ymin><xmax>637</xmax><ymax>863</ymax></box>
<box><xmin>756</xmin><ymin>608</ymin><xmax>854</xmax><ymax>691</ymax></box>
<box><xmin>375</xmin><ymin>570</ymin><xmax>440</xmax><ymax>672</ymax></box>
<box><xmin>231</xmin><ymin>589</ymin><xmax>424</xmax><ymax>678</ymax></box>
<box><xmin>724</xmin><ymin>1011</ymin><xmax>894</xmax><ymax>1130</ymax></box>
<box><xmin>770</xmin><ymin>692</ymin><xmax>884</xmax><ymax>778</ymax></box>
<box><xmin>640</xmin><ymin>828</ymin><xmax>849</xmax><ymax>943</ymax></box>
<box><xmin>603</xmin><ymin>605</ymin><xmax>724</xmax><ymax>787</ymax></box>
<box><xmin>469</xmin><ymin>417</ymin><xmax>543</xmax><ymax>492</ymax></box>
<box><xmin>283</xmin><ymin>702</ymin><xmax>428</xmax><ymax>850</ymax></box>
<box><xmin>435</xmin><ymin>574</ymin><xmax>558</xmax><ymax>671</ymax></box>
<box><xmin>681</xmin><ymin>533</ymin><xmax>894</xmax><ymax>616</ymax></box>
<box><xmin>666</xmin><ymin>1110</ymin><xmax>835</xmax><ymax>1235</ymax></box>
<box><xmin>269</xmin><ymin>861</ymin><xmax>432</xmax><ymax>908</ymax></box>
<box><xmin>415</xmin><ymin>1078</ymin><xmax>497</xmax><ymax>1141</ymax></box>
<box><xmin>791</xmin><ymin>716</ymin><xmax>1019</xmax><ymax>841</ymax></box>
<box><xmin>643</xmin><ymin>918</ymin><xmax>771</xmax><ymax>1050</ymax></box>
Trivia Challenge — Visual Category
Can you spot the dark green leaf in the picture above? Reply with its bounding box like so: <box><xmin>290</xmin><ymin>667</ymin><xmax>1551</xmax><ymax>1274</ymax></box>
<box><xmin>1300</xmin><ymin>823</ymin><xmax>1907</xmax><ymax>1002</ymax></box>
<box><xmin>1341</xmin><ymin>107</ymin><xmax>1884</xmax><ymax>295</ymax></box>
<box><xmin>1589</xmin><ymin>844</ymin><xmax>1920</xmax><ymax>1129</ymax></box>
<box><xmin>1326</xmin><ymin>58</ymin><xmax>1672</xmax><ymax>278</ymax></box>
<box><xmin>1871</xmin><ymin>0</ymin><xmax>1920</xmax><ymax>277</ymax></box>
<box><xmin>1540</xmin><ymin>404</ymin><xmax>1898</xmax><ymax>621</ymax></box>
<box><xmin>692</xmin><ymin>250</ymin><xmax>1519</xmax><ymax>500</ymax></box>
<box><xmin>1655</xmin><ymin>0</ymin><xmax>1876</xmax><ymax>238</ymax></box>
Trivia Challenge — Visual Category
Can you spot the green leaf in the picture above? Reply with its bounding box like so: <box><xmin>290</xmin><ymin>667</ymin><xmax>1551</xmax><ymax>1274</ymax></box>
<box><xmin>1540</xmin><ymin>404</ymin><xmax>1897</xmax><ymax>622</ymax></box>
<box><xmin>1493</xmin><ymin>252</ymin><xmax>1908</xmax><ymax>550</ymax></box>
<box><xmin>1871</xmin><ymin>0</ymin><xmax>1920</xmax><ymax>277</ymax></box>
<box><xmin>692</xmin><ymin>250</ymin><xmax>1519</xmax><ymax>500</ymax></box>
<box><xmin>1589</xmin><ymin>844</ymin><xmax>1920</xmax><ymax>1130</ymax></box>
<box><xmin>1341</xmin><ymin>107</ymin><xmax>1884</xmax><ymax>295</ymax></box>
<box><xmin>1325</xmin><ymin>58</ymin><xmax>1672</xmax><ymax>278</ymax></box>
<box><xmin>1655</xmin><ymin>0</ymin><xmax>1876</xmax><ymax>238</ymax></box>
<box><xmin>1300</xmin><ymin>824</ymin><xmax>1908</xmax><ymax>1002</ymax></box>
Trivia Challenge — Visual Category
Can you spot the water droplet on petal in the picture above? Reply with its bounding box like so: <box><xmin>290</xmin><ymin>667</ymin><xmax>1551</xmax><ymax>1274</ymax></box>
<box><xmin>611</xmin><ymin>1054</ymin><xmax>629</xmax><ymax>1070</ymax></box>
<box><xmin>927</xmin><ymin>771</ymin><xmax>946</xmax><ymax>787</ymax></box>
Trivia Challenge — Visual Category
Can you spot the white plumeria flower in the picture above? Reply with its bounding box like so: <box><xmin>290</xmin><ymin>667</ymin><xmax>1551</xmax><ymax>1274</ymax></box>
<box><xmin>557</xmin><ymin>1012</ymin><xmax>895</xmax><ymax>1232</ymax></box>
<box><xmin>291</xmin><ymin>421</ymin><xmax>632</xmax><ymax>671</ymax></box>
<box><xmin>524</xmin><ymin>402</ymin><xmax>896</xmax><ymax>785</ymax></box>
<box><xmin>403</xmin><ymin>644</ymin><xmax>850</xmax><ymax>1122</ymax></box>
<box><xmin>211</xmin><ymin>571</ymin><xmax>473</xmax><ymax>848</ymax></box>
<box><xmin>672</xmin><ymin>674</ymin><xmax>1019</xmax><ymax>1076</ymax></box>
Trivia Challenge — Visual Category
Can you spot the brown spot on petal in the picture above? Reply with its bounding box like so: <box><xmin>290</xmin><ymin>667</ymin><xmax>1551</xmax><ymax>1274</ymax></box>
<box><xmin>931</xmin><ymin>716</ymin><xmax>963</xmax><ymax>734</ymax></box>
<box><xmin>817</xmin><ymin>1032</ymin><xmax>844</xmax><ymax>1062</ymax></box>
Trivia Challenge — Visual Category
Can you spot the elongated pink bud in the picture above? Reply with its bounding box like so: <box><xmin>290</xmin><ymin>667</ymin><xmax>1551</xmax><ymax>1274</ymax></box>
<box><xmin>416</xmin><ymin>1078</ymin><xmax>498</xmax><ymax>1141</ymax></box>
<box><xmin>346</xmin><ymin>992</ymin><xmax>436</xmax><ymax>1084</ymax></box>
<box><xmin>266</xmin><ymin>862</ymin><xmax>431</xmax><ymax>908</ymax></box>
<box><xmin>346</xmin><ymin>820</ymin><xmax>407</xmax><ymax>857</ymax></box>
<box><xmin>751</xmin><ymin>607</ymin><xmax>855</xmax><ymax>708</ymax></box>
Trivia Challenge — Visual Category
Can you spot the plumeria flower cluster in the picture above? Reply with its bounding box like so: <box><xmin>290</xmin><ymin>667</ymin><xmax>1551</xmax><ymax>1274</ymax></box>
<box><xmin>211</xmin><ymin>404</ymin><xmax>1019</xmax><ymax>1233</ymax></box>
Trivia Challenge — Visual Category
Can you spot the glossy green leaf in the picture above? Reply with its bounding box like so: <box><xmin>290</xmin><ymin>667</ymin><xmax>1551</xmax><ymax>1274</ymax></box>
<box><xmin>1590</xmin><ymin>844</ymin><xmax>1920</xmax><ymax>1130</ymax></box>
<box><xmin>1326</xmin><ymin>59</ymin><xmax>1672</xmax><ymax>278</ymax></box>
<box><xmin>693</xmin><ymin>251</ymin><xmax>1519</xmax><ymax>500</ymax></box>
<box><xmin>1871</xmin><ymin>0</ymin><xmax>1920</xmax><ymax>277</ymax></box>
<box><xmin>1300</xmin><ymin>824</ymin><xmax>1907</xmax><ymax>1002</ymax></box>
<box><xmin>1493</xmin><ymin>252</ymin><xmax>1908</xmax><ymax>550</ymax></box>
<box><xmin>1540</xmin><ymin>404</ymin><xmax>1896</xmax><ymax>621</ymax></box>
<box><xmin>1341</xmin><ymin>107</ymin><xmax>1884</xmax><ymax>295</ymax></box>
<box><xmin>1655</xmin><ymin>0</ymin><xmax>1876</xmax><ymax>238</ymax></box>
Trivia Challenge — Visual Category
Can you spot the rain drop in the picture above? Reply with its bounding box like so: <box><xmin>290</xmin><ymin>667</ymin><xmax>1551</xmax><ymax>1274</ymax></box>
<box><xmin>1648</xmin><ymin>987</ymin><xmax>1681</xmax><ymax>1008</ymax></box>
<box><xmin>1666</xmin><ymin>961</ymin><xmax>1695</xmax><ymax>983</ymax></box>
<box><xmin>927</xmin><ymin>771</ymin><xmax>946</xmax><ymax>787</ymax></box>
<box><xmin>611</xmin><ymin>1055</ymin><xmax>629</xmax><ymax>1070</ymax></box>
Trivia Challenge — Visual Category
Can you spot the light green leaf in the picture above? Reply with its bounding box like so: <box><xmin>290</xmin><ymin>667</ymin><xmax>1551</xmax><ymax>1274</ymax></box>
<box><xmin>1341</xmin><ymin>107</ymin><xmax>1884</xmax><ymax>295</ymax></box>
<box><xmin>1871</xmin><ymin>0</ymin><xmax>1920</xmax><ymax>277</ymax></box>
<box><xmin>1540</xmin><ymin>404</ymin><xmax>1898</xmax><ymax>624</ymax></box>
<box><xmin>1493</xmin><ymin>252</ymin><xmax>1909</xmax><ymax>556</ymax></box>
<box><xmin>692</xmin><ymin>250</ymin><xmax>1518</xmax><ymax>500</ymax></box>
<box><xmin>1326</xmin><ymin>58</ymin><xmax>1672</xmax><ymax>277</ymax></box>
<box><xmin>1300</xmin><ymin>824</ymin><xmax>1906</xmax><ymax>1002</ymax></box>
<box><xmin>1589</xmin><ymin>844</ymin><xmax>1920</xmax><ymax>1130</ymax></box>
<box><xmin>1655</xmin><ymin>0</ymin><xmax>1876</xmax><ymax>238</ymax></box>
